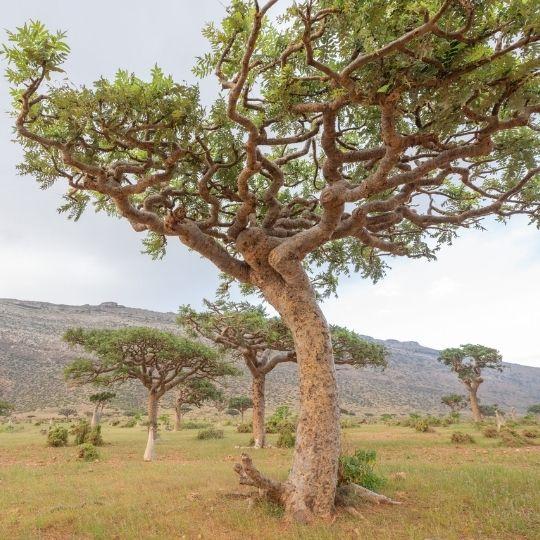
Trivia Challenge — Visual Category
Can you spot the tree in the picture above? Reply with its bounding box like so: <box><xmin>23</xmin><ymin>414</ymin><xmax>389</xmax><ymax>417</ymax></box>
<box><xmin>58</xmin><ymin>407</ymin><xmax>77</xmax><ymax>420</ymax></box>
<box><xmin>3</xmin><ymin>2</ymin><xmax>539</xmax><ymax>519</ymax></box>
<box><xmin>439</xmin><ymin>345</ymin><xmax>503</xmax><ymax>422</ymax></box>
<box><xmin>89</xmin><ymin>391</ymin><xmax>116</xmax><ymax>428</ymax></box>
<box><xmin>0</xmin><ymin>400</ymin><xmax>14</xmax><ymax>417</ymax></box>
<box><xmin>179</xmin><ymin>299</ymin><xmax>386</xmax><ymax>447</ymax></box>
<box><xmin>63</xmin><ymin>327</ymin><xmax>236</xmax><ymax>461</ymax></box>
<box><xmin>229</xmin><ymin>396</ymin><xmax>254</xmax><ymax>423</ymax></box>
<box><xmin>527</xmin><ymin>404</ymin><xmax>540</xmax><ymax>415</ymax></box>
<box><xmin>441</xmin><ymin>394</ymin><xmax>468</xmax><ymax>414</ymax></box>
<box><xmin>174</xmin><ymin>379</ymin><xmax>223</xmax><ymax>430</ymax></box>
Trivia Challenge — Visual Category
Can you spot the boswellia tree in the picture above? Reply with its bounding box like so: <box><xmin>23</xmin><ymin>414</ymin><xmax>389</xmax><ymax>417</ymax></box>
<box><xmin>89</xmin><ymin>391</ymin><xmax>116</xmax><ymax>428</ymax></box>
<box><xmin>174</xmin><ymin>379</ymin><xmax>223</xmax><ymax>430</ymax></box>
<box><xmin>63</xmin><ymin>327</ymin><xmax>236</xmax><ymax>461</ymax></box>
<box><xmin>3</xmin><ymin>0</ymin><xmax>539</xmax><ymax>520</ymax></box>
<box><xmin>441</xmin><ymin>393</ymin><xmax>468</xmax><ymax>414</ymax></box>
<box><xmin>439</xmin><ymin>344</ymin><xmax>504</xmax><ymax>422</ymax></box>
<box><xmin>179</xmin><ymin>300</ymin><xmax>386</xmax><ymax>448</ymax></box>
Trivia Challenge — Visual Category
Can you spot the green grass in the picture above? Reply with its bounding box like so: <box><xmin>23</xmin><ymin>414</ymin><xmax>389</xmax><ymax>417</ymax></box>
<box><xmin>0</xmin><ymin>422</ymin><xmax>538</xmax><ymax>539</ymax></box>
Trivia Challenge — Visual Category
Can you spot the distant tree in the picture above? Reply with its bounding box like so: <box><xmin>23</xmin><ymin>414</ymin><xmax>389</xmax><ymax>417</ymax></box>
<box><xmin>478</xmin><ymin>404</ymin><xmax>500</xmax><ymax>417</ymax></box>
<box><xmin>441</xmin><ymin>394</ymin><xmax>468</xmax><ymax>414</ymax></box>
<box><xmin>179</xmin><ymin>300</ymin><xmax>386</xmax><ymax>447</ymax></box>
<box><xmin>89</xmin><ymin>391</ymin><xmax>116</xmax><ymax>428</ymax></box>
<box><xmin>0</xmin><ymin>400</ymin><xmax>14</xmax><ymax>417</ymax></box>
<box><xmin>63</xmin><ymin>327</ymin><xmax>236</xmax><ymax>461</ymax></box>
<box><xmin>439</xmin><ymin>345</ymin><xmax>503</xmax><ymax>422</ymax></box>
<box><xmin>228</xmin><ymin>396</ymin><xmax>253</xmax><ymax>423</ymax></box>
<box><xmin>174</xmin><ymin>379</ymin><xmax>223</xmax><ymax>430</ymax></box>
<box><xmin>527</xmin><ymin>404</ymin><xmax>540</xmax><ymax>415</ymax></box>
<box><xmin>58</xmin><ymin>407</ymin><xmax>77</xmax><ymax>420</ymax></box>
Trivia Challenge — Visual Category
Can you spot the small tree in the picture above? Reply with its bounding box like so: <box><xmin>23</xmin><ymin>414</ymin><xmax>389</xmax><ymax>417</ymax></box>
<box><xmin>0</xmin><ymin>400</ymin><xmax>14</xmax><ymax>418</ymax></box>
<box><xmin>180</xmin><ymin>300</ymin><xmax>386</xmax><ymax>447</ymax></box>
<box><xmin>89</xmin><ymin>391</ymin><xmax>116</xmax><ymax>428</ymax></box>
<box><xmin>58</xmin><ymin>407</ymin><xmax>77</xmax><ymax>421</ymax></box>
<box><xmin>229</xmin><ymin>396</ymin><xmax>253</xmax><ymax>423</ymax></box>
<box><xmin>527</xmin><ymin>404</ymin><xmax>540</xmax><ymax>415</ymax></box>
<box><xmin>441</xmin><ymin>394</ymin><xmax>468</xmax><ymax>414</ymax></box>
<box><xmin>439</xmin><ymin>345</ymin><xmax>503</xmax><ymax>422</ymax></box>
<box><xmin>174</xmin><ymin>379</ymin><xmax>223</xmax><ymax>430</ymax></box>
<box><xmin>63</xmin><ymin>327</ymin><xmax>236</xmax><ymax>461</ymax></box>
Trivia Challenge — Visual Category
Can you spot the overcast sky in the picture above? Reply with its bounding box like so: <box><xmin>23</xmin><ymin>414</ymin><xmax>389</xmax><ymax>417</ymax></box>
<box><xmin>1</xmin><ymin>1</ymin><xmax>539</xmax><ymax>368</ymax></box>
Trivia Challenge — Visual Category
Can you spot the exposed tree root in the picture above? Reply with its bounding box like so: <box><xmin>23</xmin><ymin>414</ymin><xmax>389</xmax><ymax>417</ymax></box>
<box><xmin>233</xmin><ymin>453</ymin><xmax>401</xmax><ymax>520</ymax></box>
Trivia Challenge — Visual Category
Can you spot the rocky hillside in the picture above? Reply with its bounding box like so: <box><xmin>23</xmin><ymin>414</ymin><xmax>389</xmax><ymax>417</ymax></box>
<box><xmin>1</xmin><ymin>298</ymin><xmax>538</xmax><ymax>414</ymax></box>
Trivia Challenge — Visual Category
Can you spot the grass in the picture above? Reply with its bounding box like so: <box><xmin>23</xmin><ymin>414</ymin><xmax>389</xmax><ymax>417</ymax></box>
<box><xmin>0</xmin><ymin>422</ymin><xmax>538</xmax><ymax>539</ymax></box>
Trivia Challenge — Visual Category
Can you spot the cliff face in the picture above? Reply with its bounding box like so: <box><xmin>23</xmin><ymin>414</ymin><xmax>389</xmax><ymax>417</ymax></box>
<box><xmin>1</xmin><ymin>298</ymin><xmax>539</xmax><ymax>414</ymax></box>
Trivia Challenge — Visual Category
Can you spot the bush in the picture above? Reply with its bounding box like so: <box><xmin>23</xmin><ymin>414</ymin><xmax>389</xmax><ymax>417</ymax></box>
<box><xmin>236</xmin><ymin>422</ymin><xmax>252</xmax><ymax>433</ymax></box>
<box><xmin>121</xmin><ymin>418</ymin><xmax>137</xmax><ymax>428</ymax></box>
<box><xmin>182</xmin><ymin>420</ymin><xmax>211</xmax><ymax>430</ymax></box>
<box><xmin>77</xmin><ymin>443</ymin><xmax>99</xmax><ymax>461</ymax></box>
<box><xmin>522</xmin><ymin>429</ymin><xmax>539</xmax><ymax>439</ymax></box>
<box><xmin>499</xmin><ymin>428</ymin><xmax>526</xmax><ymax>447</ymax></box>
<box><xmin>276</xmin><ymin>430</ymin><xmax>295</xmax><ymax>448</ymax></box>
<box><xmin>338</xmin><ymin>449</ymin><xmax>385</xmax><ymax>491</ymax></box>
<box><xmin>86</xmin><ymin>426</ymin><xmax>104</xmax><ymax>446</ymax></box>
<box><xmin>266</xmin><ymin>406</ymin><xmax>294</xmax><ymax>434</ymax></box>
<box><xmin>451</xmin><ymin>432</ymin><xmax>475</xmax><ymax>444</ymax></box>
<box><xmin>71</xmin><ymin>420</ymin><xmax>91</xmax><ymax>445</ymax></box>
<box><xmin>47</xmin><ymin>426</ymin><xmax>68</xmax><ymax>447</ymax></box>
<box><xmin>340</xmin><ymin>418</ymin><xmax>358</xmax><ymax>429</ymax></box>
<box><xmin>483</xmin><ymin>427</ymin><xmax>499</xmax><ymax>438</ymax></box>
<box><xmin>414</xmin><ymin>419</ymin><xmax>434</xmax><ymax>433</ymax></box>
<box><xmin>109</xmin><ymin>419</ymin><xmax>120</xmax><ymax>426</ymax></box>
<box><xmin>197</xmin><ymin>427</ymin><xmax>224</xmax><ymax>440</ymax></box>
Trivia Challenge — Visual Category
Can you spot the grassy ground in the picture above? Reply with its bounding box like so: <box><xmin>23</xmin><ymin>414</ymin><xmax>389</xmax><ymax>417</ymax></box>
<box><xmin>0</xmin><ymin>421</ymin><xmax>538</xmax><ymax>539</ymax></box>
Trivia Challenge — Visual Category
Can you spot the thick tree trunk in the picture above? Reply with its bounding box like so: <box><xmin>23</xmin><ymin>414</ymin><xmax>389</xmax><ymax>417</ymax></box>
<box><xmin>252</xmin><ymin>374</ymin><xmax>266</xmax><ymax>448</ymax></box>
<box><xmin>144</xmin><ymin>391</ymin><xmax>159</xmax><ymax>462</ymax></box>
<box><xmin>174</xmin><ymin>401</ymin><xmax>183</xmax><ymax>431</ymax></box>
<box><xmin>469</xmin><ymin>388</ymin><xmax>482</xmax><ymax>422</ymax></box>
<box><xmin>265</xmin><ymin>283</ymin><xmax>340</xmax><ymax>522</ymax></box>
<box><xmin>91</xmin><ymin>404</ymin><xmax>100</xmax><ymax>428</ymax></box>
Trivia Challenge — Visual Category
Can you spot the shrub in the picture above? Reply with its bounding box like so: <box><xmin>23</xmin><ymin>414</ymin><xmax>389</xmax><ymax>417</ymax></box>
<box><xmin>499</xmin><ymin>428</ymin><xmax>526</xmax><ymax>447</ymax></box>
<box><xmin>183</xmin><ymin>420</ymin><xmax>211</xmax><ymax>430</ymax></box>
<box><xmin>47</xmin><ymin>426</ymin><xmax>68</xmax><ymax>447</ymax></box>
<box><xmin>340</xmin><ymin>418</ymin><xmax>358</xmax><ymax>429</ymax></box>
<box><xmin>197</xmin><ymin>427</ymin><xmax>224</xmax><ymax>440</ymax></box>
<box><xmin>521</xmin><ymin>414</ymin><xmax>539</xmax><ymax>426</ymax></box>
<box><xmin>266</xmin><ymin>405</ymin><xmax>294</xmax><ymax>434</ymax></box>
<box><xmin>276</xmin><ymin>430</ymin><xmax>295</xmax><ymax>448</ymax></box>
<box><xmin>522</xmin><ymin>429</ymin><xmax>539</xmax><ymax>439</ymax></box>
<box><xmin>483</xmin><ymin>427</ymin><xmax>499</xmax><ymax>438</ymax></box>
<box><xmin>86</xmin><ymin>426</ymin><xmax>103</xmax><ymax>446</ymax></box>
<box><xmin>338</xmin><ymin>449</ymin><xmax>385</xmax><ymax>491</ymax></box>
<box><xmin>109</xmin><ymin>419</ymin><xmax>120</xmax><ymax>426</ymax></box>
<box><xmin>71</xmin><ymin>420</ymin><xmax>91</xmax><ymax>445</ymax></box>
<box><xmin>77</xmin><ymin>443</ymin><xmax>99</xmax><ymax>461</ymax></box>
<box><xmin>236</xmin><ymin>422</ymin><xmax>252</xmax><ymax>433</ymax></box>
<box><xmin>451</xmin><ymin>432</ymin><xmax>475</xmax><ymax>444</ymax></box>
<box><xmin>414</xmin><ymin>419</ymin><xmax>434</xmax><ymax>433</ymax></box>
<box><xmin>121</xmin><ymin>418</ymin><xmax>137</xmax><ymax>428</ymax></box>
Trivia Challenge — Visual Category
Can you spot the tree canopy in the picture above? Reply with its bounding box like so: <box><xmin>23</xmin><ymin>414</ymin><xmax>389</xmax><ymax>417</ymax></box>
<box><xmin>3</xmin><ymin>3</ymin><xmax>539</xmax><ymax>296</ymax></box>
<box><xmin>0</xmin><ymin>400</ymin><xmax>14</xmax><ymax>416</ymax></box>
<box><xmin>179</xmin><ymin>299</ymin><xmax>387</xmax><ymax>369</ymax></box>
<box><xmin>63</xmin><ymin>327</ymin><xmax>237</xmax><ymax>395</ymax></box>
<box><xmin>89</xmin><ymin>391</ymin><xmax>116</xmax><ymax>405</ymax></box>
<box><xmin>438</xmin><ymin>344</ymin><xmax>503</xmax><ymax>386</ymax></box>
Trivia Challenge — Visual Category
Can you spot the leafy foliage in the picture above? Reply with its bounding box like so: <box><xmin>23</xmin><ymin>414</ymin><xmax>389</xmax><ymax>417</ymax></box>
<box><xmin>441</xmin><ymin>394</ymin><xmax>468</xmax><ymax>412</ymax></box>
<box><xmin>196</xmin><ymin>427</ymin><xmax>224</xmax><ymax>440</ymax></box>
<box><xmin>338</xmin><ymin>449</ymin><xmax>385</xmax><ymax>491</ymax></box>
<box><xmin>47</xmin><ymin>425</ymin><xmax>68</xmax><ymax>447</ymax></box>
<box><xmin>0</xmin><ymin>400</ymin><xmax>14</xmax><ymax>417</ymax></box>
<box><xmin>77</xmin><ymin>443</ymin><xmax>99</xmax><ymax>461</ymax></box>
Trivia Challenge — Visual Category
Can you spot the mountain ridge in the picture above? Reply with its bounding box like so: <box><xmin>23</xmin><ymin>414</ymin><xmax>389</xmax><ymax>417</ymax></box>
<box><xmin>1</xmin><ymin>298</ymin><xmax>538</xmax><ymax>414</ymax></box>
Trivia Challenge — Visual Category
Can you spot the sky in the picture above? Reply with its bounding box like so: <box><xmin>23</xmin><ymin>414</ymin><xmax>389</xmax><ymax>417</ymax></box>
<box><xmin>0</xmin><ymin>1</ymin><xmax>539</xmax><ymax>367</ymax></box>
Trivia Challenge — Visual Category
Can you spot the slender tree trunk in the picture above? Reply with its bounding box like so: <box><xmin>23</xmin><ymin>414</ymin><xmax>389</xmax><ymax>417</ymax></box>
<box><xmin>240</xmin><ymin>410</ymin><xmax>244</xmax><ymax>423</ymax></box>
<box><xmin>264</xmin><ymin>283</ymin><xmax>340</xmax><ymax>522</ymax></box>
<box><xmin>91</xmin><ymin>404</ymin><xmax>100</xmax><ymax>428</ymax></box>
<box><xmin>252</xmin><ymin>374</ymin><xmax>266</xmax><ymax>448</ymax></box>
<box><xmin>174</xmin><ymin>401</ymin><xmax>183</xmax><ymax>431</ymax></box>
<box><xmin>469</xmin><ymin>388</ymin><xmax>482</xmax><ymax>422</ymax></box>
<box><xmin>144</xmin><ymin>391</ymin><xmax>159</xmax><ymax>462</ymax></box>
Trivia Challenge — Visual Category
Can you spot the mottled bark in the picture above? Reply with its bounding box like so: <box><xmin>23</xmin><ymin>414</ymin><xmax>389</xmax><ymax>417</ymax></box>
<box><xmin>252</xmin><ymin>374</ymin><xmax>266</xmax><ymax>448</ymax></box>
<box><xmin>91</xmin><ymin>404</ymin><xmax>101</xmax><ymax>428</ymax></box>
<box><xmin>262</xmin><ymin>281</ymin><xmax>340</xmax><ymax>522</ymax></box>
<box><xmin>144</xmin><ymin>391</ymin><xmax>159</xmax><ymax>462</ymax></box>
<box><xmin>174</xmin><ymin>402</ymin><xmax>183</xmax><ymax>431</ymax></box>
<box><xmin>468</xmin><ymin>387</ymin><xmax>482</xmax><ymax>422</ymax></box>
